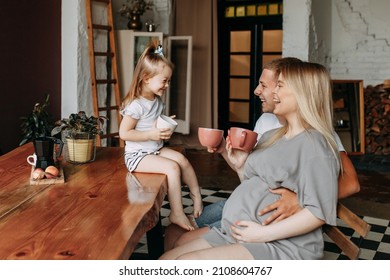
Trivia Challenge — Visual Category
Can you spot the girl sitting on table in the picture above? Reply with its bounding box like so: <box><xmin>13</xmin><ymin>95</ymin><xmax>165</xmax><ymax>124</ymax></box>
<box><xmin>160</xmin><ymin>61</ymin><xmax>341</xmax><ymax>260</ymax></box>
<box><xmin>119</xmin><ymin>40</ymin><xmax>203</xmax><ymax>231</ymax></box>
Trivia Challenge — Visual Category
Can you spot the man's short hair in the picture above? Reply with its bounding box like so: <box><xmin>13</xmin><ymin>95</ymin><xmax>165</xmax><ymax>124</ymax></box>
<box><xmin>263</xmin><ymin>57</ymin><xmax>302</xmax><ymax>80</ymax></box>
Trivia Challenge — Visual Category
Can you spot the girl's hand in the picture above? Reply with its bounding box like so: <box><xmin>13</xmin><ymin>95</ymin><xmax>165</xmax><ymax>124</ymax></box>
<box><xmin>150</xmin><ymin>118</ymin><xmax>174</xmax><ymax>140</ymax></box>
<box><xmin>230</xmin><ymin>220</ymin><xmax>264</xmax><ymax>243</ymax></box>
<box><xmin>226</xmin><ymin>136</ymin><xmax>249</xmax><ymax>170</ymax></box>
<box><xmin>149</xmin><ymin>127</ymin><xmax>172</xmax><ymax>141</ymax></box>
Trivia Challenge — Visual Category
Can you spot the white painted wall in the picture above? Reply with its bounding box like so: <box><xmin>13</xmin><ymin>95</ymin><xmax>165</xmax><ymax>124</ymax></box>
<box><xmin>283</xmin><ymin>0</ymin><xmax>311</xmax><ymax>61</ymax></box>
<box><xmin>61</xmin><ymin>0</ymin><xmax>81</xmax><ymax>117</ymax></box>
<box><xmin>62</xmin><ymin>0</ymin><xmax>92</xmax><ymax>118</ymax></box>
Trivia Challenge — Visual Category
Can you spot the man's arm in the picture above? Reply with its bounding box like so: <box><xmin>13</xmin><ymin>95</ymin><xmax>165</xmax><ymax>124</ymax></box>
<box><xmin>259</xmin><ymin>152</ymin><xmax>360</xmax><ymax>225</ymax></box>
<box><xmin>258</xmin><ymin>188</ymin><xmax>300</xmax><ymax>225</ymax></box>
<box><xmin>338</xmin><ymin>151</ymin><xmax>360</xmax><ymax>199</ymax></box>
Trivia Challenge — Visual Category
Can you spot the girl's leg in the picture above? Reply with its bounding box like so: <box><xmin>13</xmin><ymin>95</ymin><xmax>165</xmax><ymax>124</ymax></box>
<box><xmin>159</xmin><ymin>238</ymin><xmax>254</xmax><ymax>260</ymax></box>
<box><xmin>135</xmin><ymin>155</ymin><xmax>194</xmax><ymax>231</ymax></box>
<box><xmin>159</xmin><ymin>148</ymin><xmax>203</xmax><ymax>218</ymax></box>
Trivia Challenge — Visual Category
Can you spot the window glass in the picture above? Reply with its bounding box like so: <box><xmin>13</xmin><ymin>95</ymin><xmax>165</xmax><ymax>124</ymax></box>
<box><xmin>263</xmin><ymin>30</ymin><xmax>283</xmax><ymax>52</ymax></box>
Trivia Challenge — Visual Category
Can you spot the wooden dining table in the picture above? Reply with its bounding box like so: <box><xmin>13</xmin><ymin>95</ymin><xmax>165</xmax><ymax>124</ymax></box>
<box><xmin>0</xmin><ymin>142</ymin><xmax>167</xmax><ymax>259</ymax></box>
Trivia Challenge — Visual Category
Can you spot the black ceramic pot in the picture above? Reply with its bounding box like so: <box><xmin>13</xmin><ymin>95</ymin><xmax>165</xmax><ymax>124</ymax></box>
<box><xmin>33</xmin><ymin>137</ymin><xmax>63</xmax><ymax>169</ymax></box>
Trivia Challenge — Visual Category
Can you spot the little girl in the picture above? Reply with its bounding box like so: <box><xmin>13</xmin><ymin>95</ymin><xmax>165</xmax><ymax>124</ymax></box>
<box><xmin>119</xmin><ymin>40</ymin><xmax>203</xmax><ymax>231</ymax></box>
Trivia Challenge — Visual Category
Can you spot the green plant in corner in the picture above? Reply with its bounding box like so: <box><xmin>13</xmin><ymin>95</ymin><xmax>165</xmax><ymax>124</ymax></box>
<box><xmin>20</xmin><ymin>94</ymin><xmax>53</xmax><ymax>146</ymax></box>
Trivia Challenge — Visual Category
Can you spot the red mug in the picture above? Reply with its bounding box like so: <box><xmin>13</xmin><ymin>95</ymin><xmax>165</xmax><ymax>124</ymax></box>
<box><xmin>198</xmin><ymin>127</ymin><xmax>224</xmax><ymax>148</ymax></box>
<box><xmin>228</xmin><ymin>127</ymin><xmax>258</xmax><ymax>153</ymax></box>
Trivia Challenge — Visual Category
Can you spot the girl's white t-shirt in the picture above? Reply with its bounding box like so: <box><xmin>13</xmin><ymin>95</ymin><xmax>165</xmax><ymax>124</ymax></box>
<box><xmin>121</xmin><ymin>96</ymin><xmax>164</xmax><ymax>153</ymax></box>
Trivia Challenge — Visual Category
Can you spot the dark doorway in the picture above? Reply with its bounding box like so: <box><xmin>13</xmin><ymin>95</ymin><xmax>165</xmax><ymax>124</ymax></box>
<box><xmin>217</xmin><ymin>0</ymin><xmax>282</xmax><ymax>132</ymax></box>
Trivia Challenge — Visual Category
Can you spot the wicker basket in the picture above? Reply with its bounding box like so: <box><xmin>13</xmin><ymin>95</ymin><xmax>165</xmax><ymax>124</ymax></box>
<box><xmin>62</xmin><ymin>132</ymin><xmax>96</xmax><ymax>164</ymax></box>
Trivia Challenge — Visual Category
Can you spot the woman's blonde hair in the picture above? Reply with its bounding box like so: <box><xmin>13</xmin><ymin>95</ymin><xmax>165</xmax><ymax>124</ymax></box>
<box><xmin>260</xmin><ymin>61</ymin><xmax>340</xmax><ymax>168</ymax></box>
<box><xmin>121</xmin><ymin>39</ymin><xmax>174</xmax><ymax>107</ymax></box>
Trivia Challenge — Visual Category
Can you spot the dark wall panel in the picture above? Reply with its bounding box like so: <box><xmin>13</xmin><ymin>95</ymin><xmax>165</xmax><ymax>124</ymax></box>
<box><xmin>0</xmin><ymin>0</ymin><xmax>61</xmax><ymax>154</ymax></box>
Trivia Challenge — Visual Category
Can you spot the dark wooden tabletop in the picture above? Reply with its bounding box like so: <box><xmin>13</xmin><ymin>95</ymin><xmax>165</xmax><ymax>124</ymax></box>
<box><xmin>0</xmin><ymin>142</ymin><xmax>167</xmax><ymax>259</ymax></box>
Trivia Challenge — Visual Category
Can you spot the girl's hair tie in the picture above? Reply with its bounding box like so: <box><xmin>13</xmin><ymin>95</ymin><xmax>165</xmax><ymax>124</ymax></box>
<box><xmin>154</xmin><ymin>45</ymin><xmax>164</xmax><ymax>57</ymax></box>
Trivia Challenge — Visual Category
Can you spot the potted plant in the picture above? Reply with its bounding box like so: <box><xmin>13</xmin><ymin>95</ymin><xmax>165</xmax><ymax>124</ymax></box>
<box><xmin>118</xmin><ymin>0</ymin><xmax>154</xmax><ymax>30</ymax></box>
<box><xmin>20</xmin><ymin>95</ymin><xmax>52</xmax><ymax>146</ymax></box>
<box><xmin>20</xmin><ymin>95</ymin><xmax>63</xmax><ymax>170</ymax></box>
<box><xmin>51</xmin><ymin>111</ymin><xmax>107</xmax><ymax>164</ymax></box>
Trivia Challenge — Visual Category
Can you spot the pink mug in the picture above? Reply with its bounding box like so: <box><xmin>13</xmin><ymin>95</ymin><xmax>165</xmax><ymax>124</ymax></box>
<box><xmin>198</xmin><ymin>127</ymin><xmax>224</xmax><ymax>148</ymax></box>
<box><xmin>228</xmin><ymin>127</ymin><xmax>258</xmax><ymax>153</ymax></box>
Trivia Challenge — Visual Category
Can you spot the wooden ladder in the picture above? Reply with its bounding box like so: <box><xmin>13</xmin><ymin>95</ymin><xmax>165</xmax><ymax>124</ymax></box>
<box><xmin>85</xmin><ymin>0</ymin><xmax>123</xmax><ymax>147</ymax></box>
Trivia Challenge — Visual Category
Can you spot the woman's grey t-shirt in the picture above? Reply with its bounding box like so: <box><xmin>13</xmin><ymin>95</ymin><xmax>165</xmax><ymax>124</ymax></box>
<box><xmin>203</xmin><ymin>129</ymin><xmax>339</xmax><ymax>259</ymax></box>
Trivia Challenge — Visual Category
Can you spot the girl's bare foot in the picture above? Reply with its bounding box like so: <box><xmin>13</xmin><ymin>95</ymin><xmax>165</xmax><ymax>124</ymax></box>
<box><xmin>169</xmin><ymin>212</ymin><xmax>195</xmax><ymax>231</ymax></box>
<box><xmin>190</xmin><ymin>191</ymin><xmax>203</xmax><ymax>218</ymax></box>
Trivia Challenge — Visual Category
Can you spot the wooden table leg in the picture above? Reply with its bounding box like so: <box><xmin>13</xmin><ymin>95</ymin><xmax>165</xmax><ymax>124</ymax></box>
<box><xmin>146</xmin><ymin>214</ymin><xmax>164</xmax><ymax>259</ymax></box>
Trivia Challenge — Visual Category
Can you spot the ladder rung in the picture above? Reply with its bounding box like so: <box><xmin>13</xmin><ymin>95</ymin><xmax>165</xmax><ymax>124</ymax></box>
<box><xmin>92</xmin><ymin>0</ymin><xmax>109</xmax><ymax>4</ymax></box>
<box><xmin>100</xmin><ymin>132</ymin><xmax>119</xmax><ymax>139</ymax></box>
<box><xmin>96</xmin><ymin>79</ymin><xmax>117</xmax><ymax>84</ymax></box>
<box><xmin>92</xmin><ymin>24</ymin><xmax>112</xmax><ymax>31</ymax></box>
<box><xmin>98</xmin><ymin>106</ymin><xmax>120</xmax><ymax>111</ymax></box>
<box><xmin>94</xmin><ymin>52</ymin><xmax>114</xmax><ymax>57</ymax></box>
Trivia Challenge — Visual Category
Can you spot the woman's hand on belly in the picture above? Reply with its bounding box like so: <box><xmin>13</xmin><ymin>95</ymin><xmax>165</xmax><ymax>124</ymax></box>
<box><xmin>230</xmin><ymin>220</ymin><xmax>265</xmax><ymax>243</ymax></box>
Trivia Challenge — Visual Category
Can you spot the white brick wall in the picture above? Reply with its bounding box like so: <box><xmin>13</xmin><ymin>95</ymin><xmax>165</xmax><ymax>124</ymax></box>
<box><xmin>286</xmin><ymin>0</ymin><xmax>390</xmax><ymax>87</ymax></box>
<box><xmin>328</xmin><ymin>0</ymin><xmax>390</xmax><ymax>86</ymax></box>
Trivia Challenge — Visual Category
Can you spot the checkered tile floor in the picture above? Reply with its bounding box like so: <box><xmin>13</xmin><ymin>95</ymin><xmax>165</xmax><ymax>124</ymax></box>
<box><xmin>133</xmin><ymin>187</ymin><xmax>390</xmax><ymax>260</ymax></box>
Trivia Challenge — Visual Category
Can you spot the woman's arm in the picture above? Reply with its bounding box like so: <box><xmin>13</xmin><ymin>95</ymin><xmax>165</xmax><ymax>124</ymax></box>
<box><xmin>207</xmin><ymin>138</ymin><xmax>237</xmax><ymax>171</ymax></box>
<box><xmin>225</xmin><ymin>136</ymin><xmax>250</xmax><ymax>181</ymax></box>
<box><xmin>231</xmin><ymin>208</ymin><xmax>324</xmax><ymax>243</ymax></box>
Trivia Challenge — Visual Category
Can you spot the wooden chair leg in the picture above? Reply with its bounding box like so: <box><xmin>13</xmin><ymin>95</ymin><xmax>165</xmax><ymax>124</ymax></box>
<box><xmin>323</xmin><ymin>202</ymin><xmax>372</xmax><ymax>260</ymax></box>
<box><xmin>337</xmin><ymin>203</ymin><xmax>371</xmax><ymax>237</ymax></box>
<box><xmin>323</xmin><ymin>224</ymin><xmax>360</xmax><ymax>259</ymax></box>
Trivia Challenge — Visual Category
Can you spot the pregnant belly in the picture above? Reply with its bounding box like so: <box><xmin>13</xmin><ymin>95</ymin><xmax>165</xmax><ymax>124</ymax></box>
<box><xmin>222</xmin><ymin>176</ymin><xmax>280</xmax><ymax>226</ymax></box>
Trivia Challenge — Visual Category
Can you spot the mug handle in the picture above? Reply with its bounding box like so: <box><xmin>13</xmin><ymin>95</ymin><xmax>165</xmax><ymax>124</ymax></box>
<box><xmin>27</xmin><ymin>155</ymin><xmax>36</xmax><ymax>166</ymax></box>
<box><xmin>239</xmin><ymin>131</ymin><xmax>247</xmax><ymax>147</ymax></box>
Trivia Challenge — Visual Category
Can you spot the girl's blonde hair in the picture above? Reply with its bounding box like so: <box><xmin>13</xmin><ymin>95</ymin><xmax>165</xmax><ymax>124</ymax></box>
<box><xmin>260</xmin><ymin>61</ymin><xmax>341</xmax><ymax>169</ymax></box>
<box><xmin>121</xmin><ymin>39</ymin><xmax>174</xmax><ymax>107</ymax></box>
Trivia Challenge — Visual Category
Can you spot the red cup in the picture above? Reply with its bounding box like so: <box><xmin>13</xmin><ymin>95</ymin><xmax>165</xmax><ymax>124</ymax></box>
<box><xmin>198</xmin><ymin>127</ymin><xmax>224</xmax><ymax>148</ymax></box>
<box><xmin>228</xmin><ymin>127</ymin><xmax>258</xmax><ymax>153</ymax></box>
